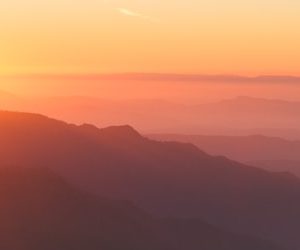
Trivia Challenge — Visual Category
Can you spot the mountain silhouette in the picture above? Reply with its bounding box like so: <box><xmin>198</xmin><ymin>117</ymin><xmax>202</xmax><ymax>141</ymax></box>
<box><xmin>148</xmin><ymin>133</ymin><xmax>300</xmax><ymax>177</ymax></box>
<box><xmin>0</xmin><ymin>110</ymin><xmax>300</xmax><ymax>249</ymax></box>
<box><xmin>0</xmin><ymin>166</ymin><xmax>279</xmax><ymax>250</ymax></box>
<box><xmin>191</xmin><ymin>96</ymin><xmax>300</xmax><ymax>132</ymax></box>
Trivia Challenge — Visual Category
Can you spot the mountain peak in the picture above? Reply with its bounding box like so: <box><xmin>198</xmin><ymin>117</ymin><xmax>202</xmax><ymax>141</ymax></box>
<box><xmin>79</xmin><ymin>123</ymin><xmax>100</xmax><ymax>133</ymax></box>
<box><xmin>99</xmin><ymin>125</ymin><xmax>142</xmax><ymax>139</ymax></box>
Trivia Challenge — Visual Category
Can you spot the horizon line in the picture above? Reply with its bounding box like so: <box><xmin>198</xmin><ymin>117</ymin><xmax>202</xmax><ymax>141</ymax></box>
<box><xmin>2</xmin><ymin>72</ymin><xmax>300</xmax><ymax>83</ymax></box>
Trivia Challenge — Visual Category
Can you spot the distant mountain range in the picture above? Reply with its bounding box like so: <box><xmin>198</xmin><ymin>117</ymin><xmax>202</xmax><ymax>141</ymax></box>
<box><xmin>0</xmin><ymin>110</ymin><xmax>300</xmax><ymax>249</ymax></box>
<box><xmin>2</xmin><ymin>93</ymin><xmax>300</xmax><ymax>138</ymax></box>
<box><xmin>148</xmin><ymin>134</ymin><xmax>300</xmax><ymax>177</ymax></box>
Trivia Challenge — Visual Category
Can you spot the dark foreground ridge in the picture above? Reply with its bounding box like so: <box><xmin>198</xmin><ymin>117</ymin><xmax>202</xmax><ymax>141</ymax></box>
<box><xmin>0</xmin><ymin>110</ymin><xmax>299</xmax><ymax>249</ymax></box>
<box><xmin>0</xmin><ymin>167</ymin><xmax>280</xmax><ymax>250</ymax></box>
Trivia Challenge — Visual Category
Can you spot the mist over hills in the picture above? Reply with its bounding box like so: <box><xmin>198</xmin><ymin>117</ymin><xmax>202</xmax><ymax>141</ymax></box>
<box><xmin>2</xmin><ymin>92</ymin><xmax>300</xmax><ymax>138</ymax></box>
<box><xmin>0</xmin><ymin>110</ymin><xmax>300</xmax><ymax>249</ymax></box>
<box><xmin>191</xmin><ymin>96</ymin><xmax>300</xmax><ymax>132</ymax></box>
<box><xmin>2</xmin><ymin>0</ymin><xmax>300</xmax><ymax>248</ymax></box>
<box><xmin>148</xmin><ymin>134</ymin><xmax>300</xmax><ymax>177</ymax></box>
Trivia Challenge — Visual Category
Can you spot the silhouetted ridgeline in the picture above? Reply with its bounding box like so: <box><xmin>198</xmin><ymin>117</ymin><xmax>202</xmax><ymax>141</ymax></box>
<box><xmin>148</xmin><ymin>133</ymin><xmax>300</xmax><ymax>177</ymax></box>
<box><xmin>0</xmin><ymin>110</ymin><xmax>299</xmax><ymax>249</ymax></box>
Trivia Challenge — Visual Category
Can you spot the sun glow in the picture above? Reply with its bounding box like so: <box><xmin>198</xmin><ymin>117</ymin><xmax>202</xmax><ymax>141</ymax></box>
<box><xmin>1</xmin><ymin>0</ymin><xmax>300</xmax><ymax>75</ymax></box>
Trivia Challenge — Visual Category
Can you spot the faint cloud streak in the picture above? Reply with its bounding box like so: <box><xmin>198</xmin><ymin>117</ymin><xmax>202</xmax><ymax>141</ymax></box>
<box><xmin>117</xmin><ymin>8</ymin><xmax>159</xmax><ymax>23</ymax></box>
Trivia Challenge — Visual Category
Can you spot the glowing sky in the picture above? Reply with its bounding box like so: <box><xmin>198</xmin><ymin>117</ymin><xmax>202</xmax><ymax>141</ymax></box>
<box><xmin>1</xmin><ymin>0</ymin><xmax>300</xmax><ymax>75</ymax></box>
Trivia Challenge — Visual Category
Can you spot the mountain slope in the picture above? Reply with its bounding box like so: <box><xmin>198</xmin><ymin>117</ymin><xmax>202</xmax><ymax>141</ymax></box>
<box><xmin>0</xmin><ymin>110</ymin><xmax>299</xmax><ymax>249</ymax></box>
<box><xmin>0</xmin><ymin>167</ymin><xmax>279</xmax><ymax>250</ymax></box>
<box><xmin>0</xmin><ymin>167</ymin><xmax>170</xmax><ymax>250</ymax></box>
<box><xmin>148</xmin><ymin>133</ymin><xmax>300</xmax><ymax>176</ymax></box>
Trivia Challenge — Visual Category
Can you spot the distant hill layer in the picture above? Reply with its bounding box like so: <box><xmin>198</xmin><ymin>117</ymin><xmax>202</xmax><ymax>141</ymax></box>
<box><xmin>2</xmin><ymin>95</ymin><xmax>300</xmax><ymax>138</ymax></box>
<box><xmin>148</xmin><ymin>133</ymin><xmax>300</xmax><ymax>177</ymax></box>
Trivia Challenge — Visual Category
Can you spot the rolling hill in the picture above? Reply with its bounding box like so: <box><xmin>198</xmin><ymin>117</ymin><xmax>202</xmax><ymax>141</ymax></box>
<box><xmin>0</xmin><ymin>110</ymin><xmax>299</xmax><ymax>249</ymax></box>
<box><xmin>0</xmin><ymin>167</ymin><xmax>279</xmax><ymax>250</ymax></box>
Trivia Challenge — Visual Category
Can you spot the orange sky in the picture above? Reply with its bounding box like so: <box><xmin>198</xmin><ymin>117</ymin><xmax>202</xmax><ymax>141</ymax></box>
<box><xmin>1</xmin><ymin>0</ymin><xmax>300</xmax><ymax>75</ymax></box>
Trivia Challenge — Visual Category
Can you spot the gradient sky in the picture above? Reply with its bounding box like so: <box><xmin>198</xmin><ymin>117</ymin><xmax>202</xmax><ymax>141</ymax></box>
<box><xmin>1</xmin><ymin>0</ymin><xmax>300</xmax><ymax>75</ymax></box>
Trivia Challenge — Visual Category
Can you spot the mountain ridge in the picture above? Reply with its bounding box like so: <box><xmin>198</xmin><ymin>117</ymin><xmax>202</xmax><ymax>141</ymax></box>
<box><xmin>148</xmin><ymin>133</ymin><xmax>300</xmax><ymax>177</ymax></box>
<box><xmin>0</xmin><ymin>110</ymin><xmax>300</xmax><ymax>249</ymax></box>
<box><xmin>0</xmin><ymin>166</ymin><xmax>281</xmax><ymax>250</ymax></box>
